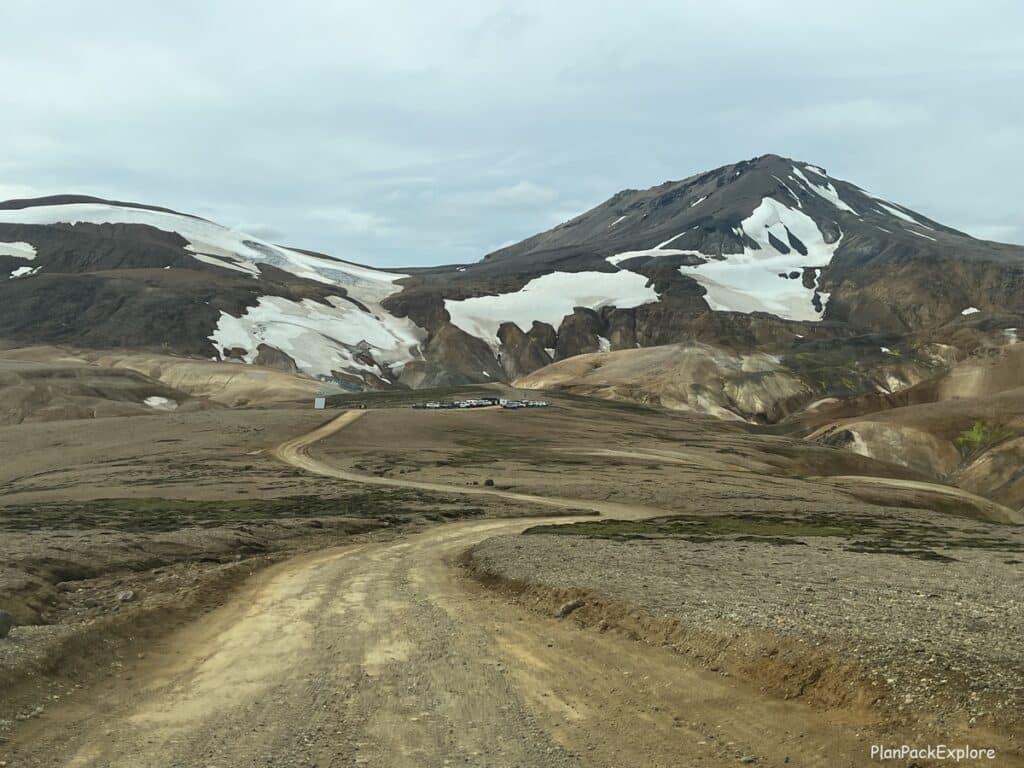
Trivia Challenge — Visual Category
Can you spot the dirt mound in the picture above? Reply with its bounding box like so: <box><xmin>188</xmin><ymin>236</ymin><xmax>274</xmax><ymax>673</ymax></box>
<box><xmin>800</xmin><ymin>343</ymin><xmax>1024</xmax><ymax>510</ymax></box>
<box><xmin>0</xmin><ymin>348</ymin><xmax>206</xmax><ymax>425</ymax></box>
<box><xmin>808</xmin><ymin>375</ymin><xmax>1024</xmax><ymax>511</ymax></box>
<box><xmin>90</xmin><ymin>351</ymin><xmax>326</xmax><ymax>406</ymax></box>
<box><xmin>939</xmin><ymin>343</ymin><xmax>1024</xmax><ymax>399</ymax></box>
<box><xmin>515</xmin><ymin>343</ymin><xmax>813</xmax><ymax>422</ymax></box>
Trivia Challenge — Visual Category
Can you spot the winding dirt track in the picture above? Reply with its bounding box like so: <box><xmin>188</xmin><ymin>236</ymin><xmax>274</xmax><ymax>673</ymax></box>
<box><xmin>271</xmin><ymin>410</ymin><xmax>662</xmax><ymax>519</ymax></box>
<box><xmin>19</xmin><ymin>411</ymin><xmax>886</xmax><ymax>767</ymax></box>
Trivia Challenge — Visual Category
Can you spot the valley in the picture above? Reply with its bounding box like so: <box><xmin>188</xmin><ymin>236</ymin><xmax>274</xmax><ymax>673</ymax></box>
<box><xmin>2</xmin><ymin>153</ymin><xmax>1024</xmax><ymax>766</ymax></box>
<box><xmin>1</xmin><ymin>378</ymin><xmax>1021</xmax><ymax>766</ymax></box>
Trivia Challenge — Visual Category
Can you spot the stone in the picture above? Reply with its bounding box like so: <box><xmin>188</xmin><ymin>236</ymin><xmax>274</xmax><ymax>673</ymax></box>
<box><xmin>556</xmin><ymin>598</ymin><xmax>585</xmax><ymax>619</ymax></box>
<box><xmin>0</xmin><ymin>610</ymin><xmax>14</xmax><ymax>639</ymax></box>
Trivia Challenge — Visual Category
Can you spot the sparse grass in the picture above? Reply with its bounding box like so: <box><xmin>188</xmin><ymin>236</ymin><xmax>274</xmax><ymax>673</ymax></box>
<box><xmin>524</xmin><ymin>513</ymin><xmax>860</xmax><ymax>541</ymax></box>
<box><xmin>0</xmin><ymin>490</ymin><xmax>484</xmax><ymax>533</ymax></box>
<box><xmin>524</xmin><ymin>510</ymin><xmax>1024</xmax><ymax>560</ymax></box>
<box><xmin>781</xmin><ymin>349</ymin><xmax>879</xmax><ymax>397</ymax></box>
<box><xmin>780</xmin><ymin>341</ymin><xmax>927</xmax><ymax>398</ymax></box>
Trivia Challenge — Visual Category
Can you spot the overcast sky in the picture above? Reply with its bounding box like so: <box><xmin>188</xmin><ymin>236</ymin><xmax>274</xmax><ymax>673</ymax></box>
<box><xmin>1</xmin><ymin>1</ymin><xmax>1021</xmax><ymax>266</ymax></box>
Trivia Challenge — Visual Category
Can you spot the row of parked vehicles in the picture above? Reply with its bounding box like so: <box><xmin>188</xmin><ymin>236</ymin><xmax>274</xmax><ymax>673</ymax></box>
<box><xmin>411</xmin><ymin>397</ymin><xmax>549</xmax><ymax>410</ymax></box>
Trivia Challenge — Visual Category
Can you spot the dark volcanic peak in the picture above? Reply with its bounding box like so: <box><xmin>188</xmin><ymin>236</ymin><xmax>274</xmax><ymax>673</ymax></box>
<box><xmin>402</xmin><ymin>154</ymin><xmax>1024</xmax><ymax>347</ymax></box>
<box><xmin>483</xmin><ymin>153</ymin><xmax>971</xmax><ymax>267</ymax></box>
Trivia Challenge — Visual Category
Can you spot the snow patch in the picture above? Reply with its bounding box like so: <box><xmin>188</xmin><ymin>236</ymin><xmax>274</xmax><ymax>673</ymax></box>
<box><xmin>597</xmin><ymin>336</ymin><xmax>611</xmax><ymax>353</ymax></box>
<box><xmin>961</xmin><ymin>307</ymin><xmax>980</xmax><ymax>316</ymax></box>
<box><xmin>907</xmin><ymin>229</ymin><xmax>937</xmax><ymax>242</ymax></box>
<box><xmin>0</xmin><ymin>241</ymin><xmax>37</xmax><ymax>260</ymax></box>
<box><xmin>689</xmin><ymin>195</ymin><xmax>708</xmax><ymax>208</ymax></box>
<box><xmin>209</xmin><ymin>295</ymin><xmax>424</xmax><ymax>379</ymax></box>
<box><xmin>772</xmin><ymin>176</ymin><xmax>802</xmax><ymax>207</ymax></box>
<box><xmin>883</xmin><ymin>373</ymin><xmax>907</xmax><ymax>393</ymax></box>
<box><xmin>609</xmin><ymin>215</ymin><xmax>628</xmax><ymax>228</ymax></box>
<box><xmin>445</xmin><ymin>271</ymin><xmax>658</xmax><ymax>347</ymax></box>
<box><xmin>791</xmin><ymin>167</ymin><xmax>858</xmax><ymax>215</ymax></box>
<box><xmin>874</xmin><ymin>201</ymin><xmax>935</xmax><ymax>231</ymax></box>
<box><xmin>804</xmin><ymin>397</ymin><xmax>839</xmax><ymax>412</ymax></box>
<box><xmin>606</xmin><ymin>197</ymin><xmax>840</xmax><ymax>322</ymax></box>
<box><xmin>845</xmin><ymin>429</ymin><xmax>873</xmax><ymax>459</ymax></box>
<box><xmin>144</xmin><ymin>396</ymin><xmax>178</xmax><ymax>411</ymax></box>
<box><xmin>191</xmin><ymin>253</ymin><xmax>261</xmax><ymax>277</ymax></box>
<box><xmin>9</xmin><ymin>266</ymin><xmax>39</xmax><ymax>279</ymax></box>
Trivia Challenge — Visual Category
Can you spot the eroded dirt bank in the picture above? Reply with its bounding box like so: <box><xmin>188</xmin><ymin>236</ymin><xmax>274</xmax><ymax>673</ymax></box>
<box><xmin>464</xmin><ymin>515</ymin><xmax>1024</xmax><ymax>762</ymax></box>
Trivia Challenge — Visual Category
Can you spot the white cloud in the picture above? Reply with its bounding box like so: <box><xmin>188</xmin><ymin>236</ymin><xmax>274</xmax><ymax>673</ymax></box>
<box><xmin>0</xmin><ymin>0</ymin><xmax>1021</xmax><ymax>265</ymax></box>
<box><xmin>305</xmin><ymin>206</ymin><xmax>392</xmax><ymax>236</ymax></box>
<box><xmin>961</xmin><ymin>223</ymin><xmax>1022</xmax><ymax>244</ymax></box>
<box><xmin>489</xmin><ymin>180</ymin><xmax>559</xmax><ymax>207</ymax></box>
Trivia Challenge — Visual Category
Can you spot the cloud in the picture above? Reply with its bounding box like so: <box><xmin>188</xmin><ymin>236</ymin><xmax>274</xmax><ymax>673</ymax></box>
<box><xmin>961</xmin><ymin>223</ymin><xmax>1022</xmax><ymax>245</ymax></box>
<box><xmin>305</xmin><ymin>206</ymin><xmax>393</xmax><ymax>237</ymax></box>
<box><xmin>0</xmin><ymin>0</ymin><xmax>1020</xmax><ymax>266</ymax></box>
<box><xmin>488</xmin><ymin>181</ymin><xmax>559</xmax><ymax>207</ymax></box>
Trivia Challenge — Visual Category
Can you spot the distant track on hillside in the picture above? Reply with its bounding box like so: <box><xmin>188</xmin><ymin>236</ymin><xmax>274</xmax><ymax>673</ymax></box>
<box><xmin>271</xmin><ymin>408</ymin><xmax>662</xmax><ymax>520</ymax></box>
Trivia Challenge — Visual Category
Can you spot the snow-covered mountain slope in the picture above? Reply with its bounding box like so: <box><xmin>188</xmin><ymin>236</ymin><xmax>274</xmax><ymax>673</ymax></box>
<box><xmin>0</xmin><ymin>196</ymin><xmax>423</xmax><ymax>385</ymax></box>
<box><xmin>397</xmin><ymin>154</ymin><xmax>1022</xmax><ymax>354</ymax></box>
<box><xmin>3</xmin><ymin>155</ymin><xmax>1023</xmax><ymax>393</ymax></box>
<box><xmin>607</xmin><ymin>196</ymin><xmax>842</xmax><ymax>321</ymax></box>
<box><xmin>0</xmin><ymin>241</ymin><xmax>37</xmax><ymax>260</ymax></box>
<box><xmin>209</xmin><ymin>295</ymin><xmax>422</xmax><ymax>380</ymax></box>
<box><xmin>0</xmin><ymin>199</ymin><xmax>405</xmax><ymax>303</ymax></box>
<box><xmin>444</xmin><ymin>270</ymin><xmax>658</xmax><ymax>347</ymax></box>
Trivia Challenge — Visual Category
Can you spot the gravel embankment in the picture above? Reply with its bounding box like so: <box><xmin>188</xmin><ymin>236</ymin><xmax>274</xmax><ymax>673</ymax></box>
<box><xmin>469</xmin><ymin>523</ymin><xmax>1023</xmax><ymax>728</ymax></box>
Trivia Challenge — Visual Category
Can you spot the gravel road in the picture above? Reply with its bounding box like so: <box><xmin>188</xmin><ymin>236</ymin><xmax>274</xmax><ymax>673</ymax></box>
<box><xmin>2</xmin><ymin>409</ymin><xmax>919</xmax><ymax>767</ymax></box>
<box><xmin>9</xmin><ymin>516</ymin><xmax>905</xmax><ymax>768</ymax></box>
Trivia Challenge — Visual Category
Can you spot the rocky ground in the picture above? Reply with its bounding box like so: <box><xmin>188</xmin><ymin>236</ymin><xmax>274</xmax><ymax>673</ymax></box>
<box><xmin>4</xmin><ymin>396</ymin><xmax>1023</xmax><ymax>766</ymax></box>
<box><xmin>467</xmin><ymin>508</ymin><xmax>1024</xmax><ymax>741</ymax></box>
<box><xmin>0</xmin><ymin>490</ymin><xmax>562</xmax><ymax>738</ymax></box>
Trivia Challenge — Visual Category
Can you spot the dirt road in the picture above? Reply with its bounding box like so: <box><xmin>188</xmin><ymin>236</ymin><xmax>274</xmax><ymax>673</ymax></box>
<box><xmin>17</xmin><ymin>521</ymin><xmax>886</xmax><ymax>768</ymax></box>
<box><xmin>271</xmin><ymin>410</ymin><xmax>665</xmax><ymax>520</ymax></box>
<box><xmin>9</xmin><ymin>411</ymin><xmax>924</xmax><ymax>766</ymax></box>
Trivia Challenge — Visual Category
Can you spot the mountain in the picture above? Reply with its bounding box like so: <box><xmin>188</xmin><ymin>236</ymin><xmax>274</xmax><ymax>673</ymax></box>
<box><xmin>0</xmin><ymin>195</ymin><xmax>424</xmax><ymax>389</ymax></box>
<box><xmin>3</xmin><ymin>154</ymin><xmax>1023</xmax><ymax>396</ymax></box>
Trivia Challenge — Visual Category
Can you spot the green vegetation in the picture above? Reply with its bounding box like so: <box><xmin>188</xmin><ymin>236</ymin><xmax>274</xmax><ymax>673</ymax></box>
<box><xmin>0</xmin><ymin>490</ymin><xmax>483</xmax><ymax>533</ymax></box>
<box><xmin>781</xmin><ymin>347</ymin><xmax>888</xmax><ymax>397</ymax></box>
<box><xmin>524</xmin><ymin>510</ymin><xmax>1024</xmax><ymax>560</ymax></box>
<box><xmin>955</xmin><ymin>420</ymin><xmax>1012</xmax><ymax>457</ymax></box>
<box><xmin>524</xmin><ymin>513</ymin><xmax>860</xmax><ymax>542</ymax></box>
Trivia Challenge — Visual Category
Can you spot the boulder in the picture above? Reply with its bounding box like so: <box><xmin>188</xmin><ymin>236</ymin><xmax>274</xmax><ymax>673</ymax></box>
<box><xmin>0</xmin><ymin>609</ymin><xmax>15</xmax><ymax>638</ymax></box>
